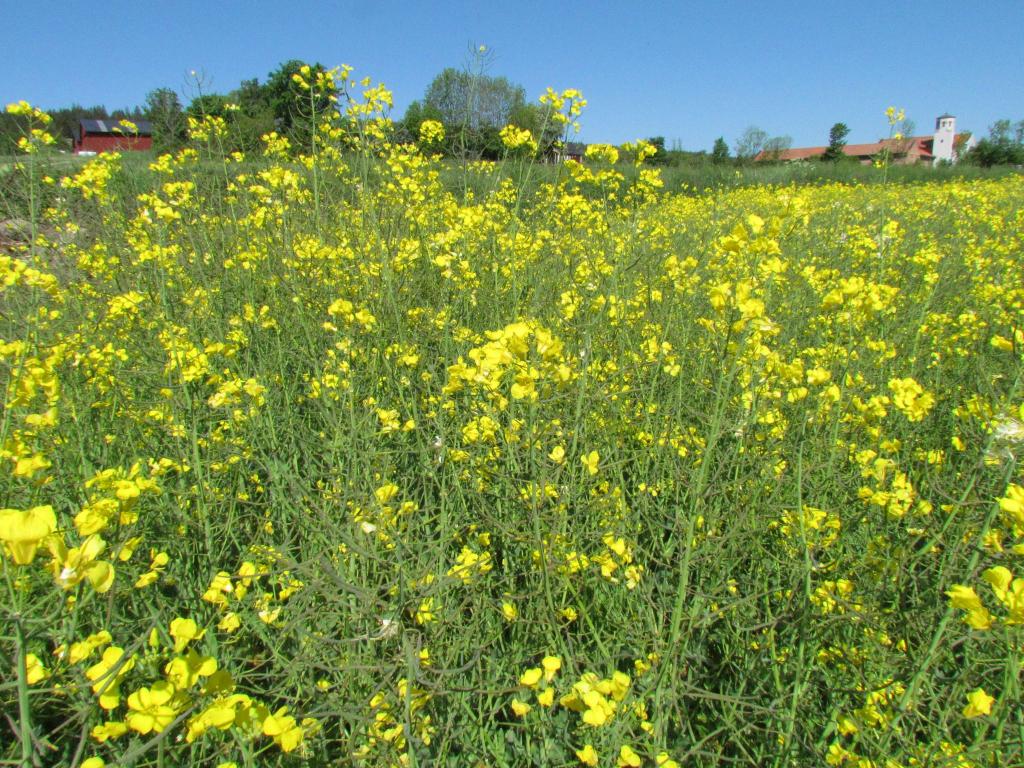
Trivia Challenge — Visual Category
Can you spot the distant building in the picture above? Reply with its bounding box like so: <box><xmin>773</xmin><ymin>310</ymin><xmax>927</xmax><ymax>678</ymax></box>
<box><xmin>74</xmin><ymin>119</ymin><xmax>153</xmax><ymax>154</ymax></box>
<box><xmin>757</xmin><ymin>115</ymin><xmax>976</xmax><ymax>165</ymax></box>
<box><xmin>553</xmin><ymin>141</ymin><xmax>586</xmax><ymax>163</ymax></box>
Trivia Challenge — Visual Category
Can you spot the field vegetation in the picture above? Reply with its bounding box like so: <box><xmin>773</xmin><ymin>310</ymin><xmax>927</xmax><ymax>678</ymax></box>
<box><xmin>1</xmin><ymin>70</ymin><xmax>1023</xmax><ymax>768</ymax></box>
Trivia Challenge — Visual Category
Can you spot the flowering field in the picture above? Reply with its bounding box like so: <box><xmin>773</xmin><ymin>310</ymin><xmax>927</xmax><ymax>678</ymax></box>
<box><xmin>2</xmin><ymin>85</ymin><xmax>1024</xmax><ymax>768</ymax></box>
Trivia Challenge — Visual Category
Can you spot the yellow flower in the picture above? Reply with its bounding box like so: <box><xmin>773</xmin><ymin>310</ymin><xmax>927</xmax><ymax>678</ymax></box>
<box><xmin>999</xmin><ymin>484</ymin><xmax>1024</xmax><ymax>527</ymax></box>
<box><xmin>519</xmin><ymin>667</ymin><xmax>543</xmax><ymax>688</ymax></box>
<box><xmin>81</xmin><ymin>758</ymin><xmax>105</xmax><ymax>768</ymax></box>
<box><xmin>186</xmin><ymin>694</ymin><xmax>251</xmax><ymax>741</ymax></box>
<box><xmin>581</xmin><ymin>690</ymin><xmax>615</xmax><ymax>726</ymax></box>
<box><xmin>126</xmin><ymin>681</ymin><xmax>180</xmax><ymax>734</ymax></box>
<box><xmin>576</xmin><ymin>744</ymin><xmax>599</xmax><ymax>766</ymax></box>
<box><xmin>203</xmin><ymin>571</ymin><xmax>234</xmax><ymax>605</ymax></box>
<box><xmin>500</xmin><ymin>599</ymin><xmax>518</xmax><ymax>621</ymax></box>
<box><xmin>618</xmin><ymin>744</ymin><xmax>642</xmax><ymax>767</ymax></box>
<box><xmin>418</xmin><ymin>120</ymin><xmax>444</xmax><ymax>145</ymax></box>
<box><xmin>262</xmin><ymin>707</ymin><xmax>306</xmax><ymax>752</ymax></box>
<box><xmin>542</xmin><ymin>655</ymin><xmax>562</xmax><ymax>681</ymax></box>
<box><xmin>66</xmin><ymin>630</ymin><xmax>113</xmax><ymax>664</ymax></box>
<box><xmin>169</xmin><ymin>617</ymin><xmax>204</xmax><ymax>652</ymax></box>
<box><xmin>165</xmin><ymin>649</ymin><xmax>218</xmax><ymax>689</ymax></box>
<box><xmin>962</xmin><ymin>687</ymin><xmax>994</xmax><ymax>718</ymax></box>
<box><xmin>656</xmin><ymin>753</ymin><xmax>680</xmax><ymax>768</ymax></box>
<box><xmin>47</xmin><ymin>534</ymin><xmax>115</xmax><ymax>593</ymax></box>
<box><xmin>537</xmin><ymin>687</ymin><xmax>555</xmax><ymax>707</ymax></box>
<box><xmin>86</xmin><ymin>646</ymin><xmax>135</xmax><ymax>710</ymax></box>
<box><xmin>90</xmin><ymin>721</ymin><xmax>128</xmax><ymax>742</ymax></box>
<box><xmin>511</xmin><ymin>698</ymin><xmax>532</xmax><ymax>717</ymax></box>
<box><xmin>582</xmin><ymin>451</ymin><xmax>600</xmax><ymax>476</ymax></box>
<box><xmin>888</xmin><ymin>377</ymin><xmax>935</xmax><ymax>422</ymax></box>
<box><xmin>219</xmin><ymin>612</ymin><xmax>242</xmax><ymax>633</ymax></box>
<box><xmin>25</xmin><ymin>653</ymin><xmax>49</xmax><ymax>685</ymax></box>
<box><xmin>499</xmin><ymin>124</ymin><xmax>538</xmax><ymax>154</ymax></box>
<box><xmin>0</xmin><ymin>505</ymin><xmax>57</xmax><ymax>564</ymax></box>
<box><xmin>946</xmin><ymin>585</ymin><xmax>993</xmax><ymax>630</ymax></box>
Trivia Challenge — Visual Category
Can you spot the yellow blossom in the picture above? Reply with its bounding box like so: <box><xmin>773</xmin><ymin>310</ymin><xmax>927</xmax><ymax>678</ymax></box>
<box><xmin>576</xmin><ymin>744</ymin><xmax>600</xmax><ymax>766</ymax></box>
<box><xmin>962</xmin><ymin>688</ymin><xmax>994</xmax><ymax>718</ymax></box>
<box><xmin>0</xmin><ymin>505</ymin><xmax>57</xmax><ymax>564</ymax></box>
<box><xmin>618</xmin><ymin>745</ymin><xmax>642</xmax><ymax>767</ymax></box>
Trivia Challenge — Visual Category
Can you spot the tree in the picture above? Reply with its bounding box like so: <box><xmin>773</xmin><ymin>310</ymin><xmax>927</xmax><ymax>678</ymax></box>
<box><xmin>420</xmin><ymin>66</ymin><xmax>530</xmax><ymax>159</ymax></box>
<box><xmin>229</xmin><ymin>78</ymin><xmax>276</xmax><ymax>153</ymax></box>
<box><xmin>187</xmin><ymin>93</ymin><xmax>233</xmax><ymax>120</ymax></box>
<box><xmin>822</xmin><ymin>122</ymin><xmax>849</xmax><ymax>162</ymax></box>
<box><xmin>145</xmin><ymin>88</ymin><xmax>186</xmax><ymax>153</ymax></box>
<box><xmin>398</xmin><ymin>99</ymin><xmax>444</xmax><ymax>143</ymax></box>
<box><xmin>645</xmin><ymin>136</ymin><xmax>669</xmax><ymax>165</ymax></box>
<box><xmin>734</xmin><ymin>126</ymin><xmax>768</xmax><ymax>162</ymax></box>
<box><xmin>761</xmin><ymin>135</ymin><xmax>792</xmax><ymax>162</ymax></box>
<box><xmin>263</xmin><ymin>59</ymin><xmax>335</xmax><ymax>149</ymax></box>
<box><xmin>508</xmin><ymin>101</ymin><xmax>561</xmax><ymax>156</ymax></box>
<box><xmin>711</xmin><ymin>137</ymin><xmax>730</xmax><ymax>164</ymax></box>
<box><xmin>423</xmin><ymin>68</ymin><xmax>526</xmax><ymax>131</ymax></box>
<box><xmin>964</xmin><ymin>118</ymin><xmax>1024</xmax><ymax>167</ymax></box>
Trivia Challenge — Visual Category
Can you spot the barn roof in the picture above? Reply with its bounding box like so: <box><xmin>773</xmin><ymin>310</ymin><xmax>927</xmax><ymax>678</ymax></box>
<box><xmin>757</xmin><ymin>136</ymin><xmax>936</xmax><ymax>162</ymax></box>
<box><xmin>80</xmin><ymin>118</ymin><xmax>153</xmax><ymax>135</ymax></box>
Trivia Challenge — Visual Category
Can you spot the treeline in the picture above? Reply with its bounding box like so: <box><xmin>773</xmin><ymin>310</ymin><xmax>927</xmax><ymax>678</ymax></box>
<box><xmin>0</xmin><ymin>60</ymin><xmax>340</xmax><ymax>157</ymax></box>
<box><xmin>4</xmin><ymin>57</ymin><xmax>1023</xmax><ymax>169</ymax></box>
<box><xmin>1</xmin><ymin>104</ymin><xmax>146</xmax><ymax>155</ymax></box>
<box><xmin>964</xmin><ymin>119</ymin><xmax>1024</xmax><ymax>167</ymax></box>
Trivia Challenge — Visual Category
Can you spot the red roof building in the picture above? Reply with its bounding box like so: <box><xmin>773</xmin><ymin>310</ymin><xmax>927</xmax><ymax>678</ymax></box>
<box><xmin>756</xmin><ymin>115</ymin><xmax>975</xmax><ymax>165</ymax></box>
<box><xmin>73</xmin><ymin>119</ymin><xmax>153</xmax><ymax>154</ymax></box>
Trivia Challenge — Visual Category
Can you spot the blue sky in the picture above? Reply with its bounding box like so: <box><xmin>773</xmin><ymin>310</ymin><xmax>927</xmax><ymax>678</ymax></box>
<box><xmin>4</xmin><ymin>0</ymin><xmax>1022</xmax><ymax>151</ymax></box>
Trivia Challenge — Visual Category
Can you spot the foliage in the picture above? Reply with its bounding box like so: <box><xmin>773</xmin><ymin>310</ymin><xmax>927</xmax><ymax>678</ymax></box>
<box><xmin>423</xmin><ymin>67</ymin><xmax>526</xmax><ymax>130</ymax></box>
<box><xmin>761</xmin><ymin>134</ymin><xmax>792</xmax><ymax>161</ymax></box>
<box><xmin>965</xmin><ymin>119</ymin><xmax>1024</xmax><ymax>167</ymax></box>
<box><xmin>822</xmin><ymin>122</ymin><xmax>850</xmax><ymax>162</ymax></box>
<box><xmin>734</xmin><ymin>125</ymin><xmax>768</xmax><ymax>161</ymax></box>
<box><xmin>643</xmin><ymin>136</ymin><xmax>669</xmax><ymax>165</ymax></box>
<box><xmin>144</xmin><ymin>88</ymin><xmax>187</xmax><ymax>153</ymax></box>
<box><xmin>711</xmin><ymin>136</ymin><xmax>730</xmax><ymax>164</ymax></box>
<box><xmin>262</xmin><ymin>59</ymin><xmax>336</xmax><ymax>149</ymax></box>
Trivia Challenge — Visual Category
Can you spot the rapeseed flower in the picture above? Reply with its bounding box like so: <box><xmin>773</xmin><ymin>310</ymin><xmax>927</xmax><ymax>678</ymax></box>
<box><xmin>0</xmin><ymin>505</ymin><xmax>57</xmax><ymax>564</ymax></box>
<box><xmin>961</xmin><ymin>688</ymin><xmax>994</xmax><ymax>718</ymax></box>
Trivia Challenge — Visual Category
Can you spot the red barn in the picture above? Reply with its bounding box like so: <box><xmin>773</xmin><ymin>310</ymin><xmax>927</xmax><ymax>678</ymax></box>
<box><xmin>73</xmin><ymin>118</ymin><xmax>153</xmax><ymax>154</ymax></box>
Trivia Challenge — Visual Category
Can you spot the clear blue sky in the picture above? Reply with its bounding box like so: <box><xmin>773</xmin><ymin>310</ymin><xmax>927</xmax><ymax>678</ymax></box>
<box><xmin>4</xmin><ymin>0</ymin><xmax>1022</xmax><ymax>150</ymax></box>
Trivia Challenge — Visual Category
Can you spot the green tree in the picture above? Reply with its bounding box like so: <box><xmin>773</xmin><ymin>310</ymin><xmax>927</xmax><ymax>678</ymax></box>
<box><xmin>508</xmin><ymin>102</ymin><xmax>561</xmax><ymax>156</ymax></box>
<box><xmin>421</xmin><ymin>66</ymin><xmax>529</xmax><ymax>158</ymax></box>
<box><xmin>264</xmin><ymin>59</ymin><xmax>335</xmax><ymax>149</ymax></box>
<box><xmin>187</xmin><ymin>93</ymin><xmax>232</xmax><ymax>120</ymax></box>
<box><xmin>645</xmin><ymin>136</ymin><xmax>669</xmax><ymax>165</ymax></box>
<box><xmin>398</xmin><ymin>100</ymin><xmax>444</xmax><ymax>143</ymax></box>
<box><xmin>145</xmin><ymin>88</ymin><xmax>187</xmax><ymax>153</ymax></box>
<box><xmin>711</xmin><ymin>136</ymin><xmax>730</xmax><ymax>164</ymax></box>
<box><xmin>229</xmin><ymin>78</ymin><xmax>276</xmax><ymax>152</ymax></box>
<box><xmin>964</xmin><ymin>119</ymin><xmax>1024</xmax><ymax>167</ymax></box>
<box><xmin>822</xmin><ymin>122</ymin><xmax>849</xmax><ymax>162</ymax></box>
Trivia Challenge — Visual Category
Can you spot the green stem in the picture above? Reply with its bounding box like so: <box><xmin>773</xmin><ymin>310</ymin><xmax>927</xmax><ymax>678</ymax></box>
<box><xmin>14</xmin><ymin>615</ymin><xmax>34</xmax><ymax>768</ymax></box>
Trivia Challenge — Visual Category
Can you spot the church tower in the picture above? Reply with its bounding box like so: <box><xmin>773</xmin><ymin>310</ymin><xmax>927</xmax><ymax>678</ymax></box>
<box><xmin>933</xmin><ymin>114</ymin><xmax>956</xmax><ymax>164</ymax></box>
